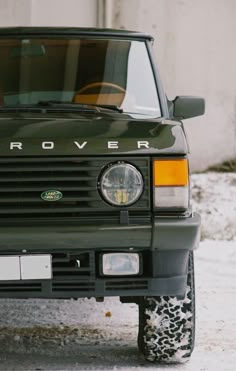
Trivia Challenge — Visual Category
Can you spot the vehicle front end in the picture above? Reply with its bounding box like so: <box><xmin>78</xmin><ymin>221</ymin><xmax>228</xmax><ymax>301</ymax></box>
<box><xmin>0</xmin><ymin>27</ymin><xmax>204</xmax><ymax>363</ymax></box>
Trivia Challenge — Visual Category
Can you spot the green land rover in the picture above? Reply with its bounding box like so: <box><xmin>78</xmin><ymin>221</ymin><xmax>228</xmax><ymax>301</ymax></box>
<box><xmin>0</xmin><ymin>27</ymin><xmax>204</xmax><ymax>363</ymax></box>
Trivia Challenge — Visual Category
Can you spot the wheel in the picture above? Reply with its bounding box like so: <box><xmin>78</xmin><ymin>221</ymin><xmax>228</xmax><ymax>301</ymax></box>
<box><xmin>138</xmin><ymin>252</ymin><xmax>195</xmax><ymax>364</ymax></box>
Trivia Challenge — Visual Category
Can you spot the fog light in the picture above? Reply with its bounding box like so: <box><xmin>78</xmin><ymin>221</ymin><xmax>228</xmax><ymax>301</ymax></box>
<box><xmin>102</xmin><ymin>253</ymin><xmax>139</xmax><ymax>275</ymax></box>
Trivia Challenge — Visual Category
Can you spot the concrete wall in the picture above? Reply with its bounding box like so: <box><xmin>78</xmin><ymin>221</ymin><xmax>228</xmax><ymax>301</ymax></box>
<box><xmin>0</xmin><ymin>0</ymin><xmax>31</xmax><ymax>26</ymax></box>
<box><xmin>111</xmin><ymin>0</ymin><xmax>236</xmax><ymax>171</ymax></box>
<box><xmin>0</xmin><ymin>0</ymin><xmax>97</xmax><ymax>27</ymax></box>
<box><xmin>31</xmin><ymin>0</ymin><xmax>97</xmax><ymax>27</ymax></box>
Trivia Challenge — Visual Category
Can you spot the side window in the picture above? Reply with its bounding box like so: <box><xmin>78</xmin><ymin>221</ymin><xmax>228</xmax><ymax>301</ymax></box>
<box><xmin>121</xmin><ymin>41</ymin><xmax>160</xmax><ymax>116</ymax></box>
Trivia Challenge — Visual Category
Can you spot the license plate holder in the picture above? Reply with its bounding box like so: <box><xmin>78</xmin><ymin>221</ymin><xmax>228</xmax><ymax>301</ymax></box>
<box><xmin>0</xmin><ymin>256</ymin><xmax>21</xmax><ymax>280</ymax></box>
<box><xmin>0</xmin><ymin>255</ymin><xmax>52</xmax><ymax>280</ymax></box>
<box><xmin>21</xmin><ymin>255</ymin><xmax>52</xmax><ymax>280</ymax></box>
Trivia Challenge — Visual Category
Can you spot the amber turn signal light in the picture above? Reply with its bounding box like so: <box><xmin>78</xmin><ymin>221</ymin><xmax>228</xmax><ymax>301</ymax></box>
<box><xmin>153</xmin><ymin>159</ymin><xmax>189</xmax><ymax>187</ymax></box>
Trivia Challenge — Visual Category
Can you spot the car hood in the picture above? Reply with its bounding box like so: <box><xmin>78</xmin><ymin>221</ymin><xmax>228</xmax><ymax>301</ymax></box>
<box><xmin>0</xmin><ymin>112</ymin><xmax>188</xmax><ymax>156</ymax></box>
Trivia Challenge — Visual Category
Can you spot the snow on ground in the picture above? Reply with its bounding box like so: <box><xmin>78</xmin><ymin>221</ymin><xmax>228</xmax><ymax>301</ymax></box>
<box><xmin>191</xmin><ymin>172</ymin><xmax>236</xmax><ymax>240</ymax></box>
<box><xmin>0</xmin><ymin>172</ymin><xmax>235</xmax><ymax>370</ymax></box>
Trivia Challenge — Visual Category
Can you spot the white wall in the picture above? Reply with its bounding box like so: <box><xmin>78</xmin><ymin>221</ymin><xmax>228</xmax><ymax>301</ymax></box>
<box><xmin>0</xmin><ymin>0</ymin><xmax>31</xmax><ymax>25</ymax></box>
<box><xmin>112</xmin><ymin>0</ymin><xmax>236</xmax><ymax>171</ymax></box>
<box><xmin>0</xmin><ymin>0</ymin><xmax>97</xmax><ymax>27</ymax></box>
<box><xmin>0</xmin><ymin>0</ymin><xmax>235</xmax><ymax>171</ymax></box>
<box><xmin>31</xmin><ymin>0</ymin><xmax>97</xmax><ymax>27</ymax></box>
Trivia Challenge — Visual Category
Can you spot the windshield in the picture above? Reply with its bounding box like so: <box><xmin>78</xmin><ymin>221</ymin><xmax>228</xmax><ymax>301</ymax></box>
<box><xmin>0</xmin><ymin>37</ymin><xmax>161</xmax><ymax>117</ymax></box>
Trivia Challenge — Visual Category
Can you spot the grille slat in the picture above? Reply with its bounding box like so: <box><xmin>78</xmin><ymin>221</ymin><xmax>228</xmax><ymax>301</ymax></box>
<box><xmin>0</xmin><ymin>157</ymin><xmax>150</xmax><ymax>218</ymax></box>
<box><xmin>0</xmin><ymin>196</ymin><xmax>99</xmax><ymax>203</ymax></box>
<box><xmin>52</xmin><ymin>283</ymin><xmax>95</xmax><ymax>292</ymax></box>
<box><xmin>0</xmin><ymin>283</ymin><xmax>42</xmax><ymax>292</ymax></box>
<box><xmin>53</xmin><ymin>267</ymin><xmax>90</xmax><ymax>272</ymax></box>
<box><xmin>0</xmin><ymin>206</ymin><xmax>107</xmax><ymax>213</ymax></box>
<box><xmin>0</xmin><ymin>176</ymin><xmax>95</xmax><ymax>182</ymax></box>
<box><xmin>0</xmin><ymin>186</ymin><xmax>95</xmax><ymax>192</ymax></box>
<box><xmin>0</xmin><ymin>165</ymin><xmax>100</xmax><ymax>172</ymax></box>
<box><xmin>105</xmin><ymin>280</ymin><xmax>148</xmax><ymax>291</ymax></box>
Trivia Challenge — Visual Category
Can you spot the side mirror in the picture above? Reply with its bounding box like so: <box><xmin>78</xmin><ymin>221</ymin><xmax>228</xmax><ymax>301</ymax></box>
<box><xmin>172</xmin><ymin>96</ymin><xmax>205</xmax><ymax>120</ymax></box>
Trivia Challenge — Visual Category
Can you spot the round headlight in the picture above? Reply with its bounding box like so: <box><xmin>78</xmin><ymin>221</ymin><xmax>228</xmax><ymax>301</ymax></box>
<box><xmin>99</xmin><ymin>163</ymin><xmax>143</xmax><ymax>206</ymax></box>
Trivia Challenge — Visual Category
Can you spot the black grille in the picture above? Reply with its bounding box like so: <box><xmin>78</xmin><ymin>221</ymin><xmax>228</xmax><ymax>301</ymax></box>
<box><xmin>0</xmin><ymin>157</ymin><xmax>150</xmax><ymax>218</ymax></box>
<box><xmin>52</xmin><ymin>251</ymin><xmax>95</xmax><ymax>280</ymax></box>
<box><xmin>105</xmin><ymin>279</ymin><xmax>148</xmax><ymax>291</ymax></box>
<box><xmin>0</xmin><ymin>282</ymin><xmax>41</xmax><ymax>293</ymax></box>
<box><xmin>52</xmin><ymin>281</ymin><xmax>95</xmax><ymax>292</ymax></box>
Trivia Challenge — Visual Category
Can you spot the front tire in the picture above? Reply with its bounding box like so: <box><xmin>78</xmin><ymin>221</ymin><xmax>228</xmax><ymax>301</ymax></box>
<box><xmin>138</xmin><ymin>252</ymin><xmax>195</xmax><ymax>363</ymax></box>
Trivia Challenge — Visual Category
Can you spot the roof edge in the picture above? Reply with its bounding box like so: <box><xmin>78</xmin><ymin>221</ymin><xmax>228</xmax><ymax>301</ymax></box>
<box><xmin>0</xmin><ymin>27</ymin><xmax>154</xmax><ymax>41</ymax></box>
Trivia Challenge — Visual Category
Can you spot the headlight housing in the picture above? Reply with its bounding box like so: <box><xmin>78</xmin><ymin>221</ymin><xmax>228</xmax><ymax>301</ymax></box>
<box><xmin>99</xmin><ymin>162</ymin><xmax>143</xmax><ymax>206</ymax></box>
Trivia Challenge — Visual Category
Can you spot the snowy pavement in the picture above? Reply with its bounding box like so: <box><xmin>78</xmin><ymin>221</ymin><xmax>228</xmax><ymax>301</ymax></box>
<box><xmin>0</xmin><ymin>240</ymin><xmax>235</xmax><ymax>371</ymax></box>
<box><xmin>191</xmin><ymin>172</ymin><xmax>236</xmax><ymax>241</ymax></box>
<box><xmin>0</xmin><ymin>172</ymin><xmax>234</xmax><ymax>370</ymax></box>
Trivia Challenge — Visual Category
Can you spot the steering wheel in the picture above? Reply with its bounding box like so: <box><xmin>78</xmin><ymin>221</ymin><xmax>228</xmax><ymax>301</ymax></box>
<box><xmin>77</xmin><ymin>82</ymin><xmax>126</xmax><ymax>94</ymax></box>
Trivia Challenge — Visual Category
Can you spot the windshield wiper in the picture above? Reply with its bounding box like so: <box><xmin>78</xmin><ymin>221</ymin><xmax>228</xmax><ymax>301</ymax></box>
<box><xmin>87</xmin><ymin>104</ymin><xmax>123</xmax><ymax>113</ymax></box>
<box><xmin>38</xmin><ymin>101</ymin><xmax>123</xmax><ymax>113</ymax></box>
<box><xmin>37</xmin><ymin>101</ymin><xmax>100</xmax><ymax>112</ymax></box>
<box><xmin>0</xmin><ymin>101</ymin><xmax>123</xmax><ymax>114</ymax></box>
<box><xmin>0</xmin><ymin>102</ymin><xmax>98</xmax><ymax>113</ymax></box>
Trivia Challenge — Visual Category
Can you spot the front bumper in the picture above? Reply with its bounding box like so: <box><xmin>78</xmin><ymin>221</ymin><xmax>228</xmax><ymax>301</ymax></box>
<box><xmin>0</xmin><ymin>213</ymin><xmax>200</xmax><ymax>251</ymax></box>
<box><xmin>0</xmin><ymin>213</ymin><xmax>200</xmax><ymax>298</ymax></box>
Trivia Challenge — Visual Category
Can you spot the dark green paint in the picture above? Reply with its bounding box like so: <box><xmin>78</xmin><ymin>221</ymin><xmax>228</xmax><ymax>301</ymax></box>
<box><xmin>0</xmin><ymin>113</ymin><xmax>188</xmax><ymax>156</ymax></box>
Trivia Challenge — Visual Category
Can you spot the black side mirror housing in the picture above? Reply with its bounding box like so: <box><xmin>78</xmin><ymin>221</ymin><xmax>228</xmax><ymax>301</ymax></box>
<box><xmin>172</xmin><ymin>96</ymin><xmax>205</xmax><ymax>120</ymax></box>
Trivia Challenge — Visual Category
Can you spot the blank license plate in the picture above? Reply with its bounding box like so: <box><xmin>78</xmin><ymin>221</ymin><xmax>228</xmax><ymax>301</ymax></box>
<box><xmin>0</xmin><ymin>255</ymin><xmax>52</xmax><ymax>280</ymax></box>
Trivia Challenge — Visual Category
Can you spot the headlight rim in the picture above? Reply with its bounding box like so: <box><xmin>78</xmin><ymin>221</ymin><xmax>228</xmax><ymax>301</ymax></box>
<box><xmin>98</xmin><ymin>161</ymin><xmax>144</xmax><ymax>207</ymax></box>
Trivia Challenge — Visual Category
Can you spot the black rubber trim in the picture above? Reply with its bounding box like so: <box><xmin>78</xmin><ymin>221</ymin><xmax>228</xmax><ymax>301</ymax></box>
<box><xmin>0</xmin><ymin>27</ymin><xmax>154</xmax><ymax>41</ymax></box>
<box><xmin>0</xmin><ymin>275</ymin><xmax>187</xmax><ymax>299</ymax></box>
